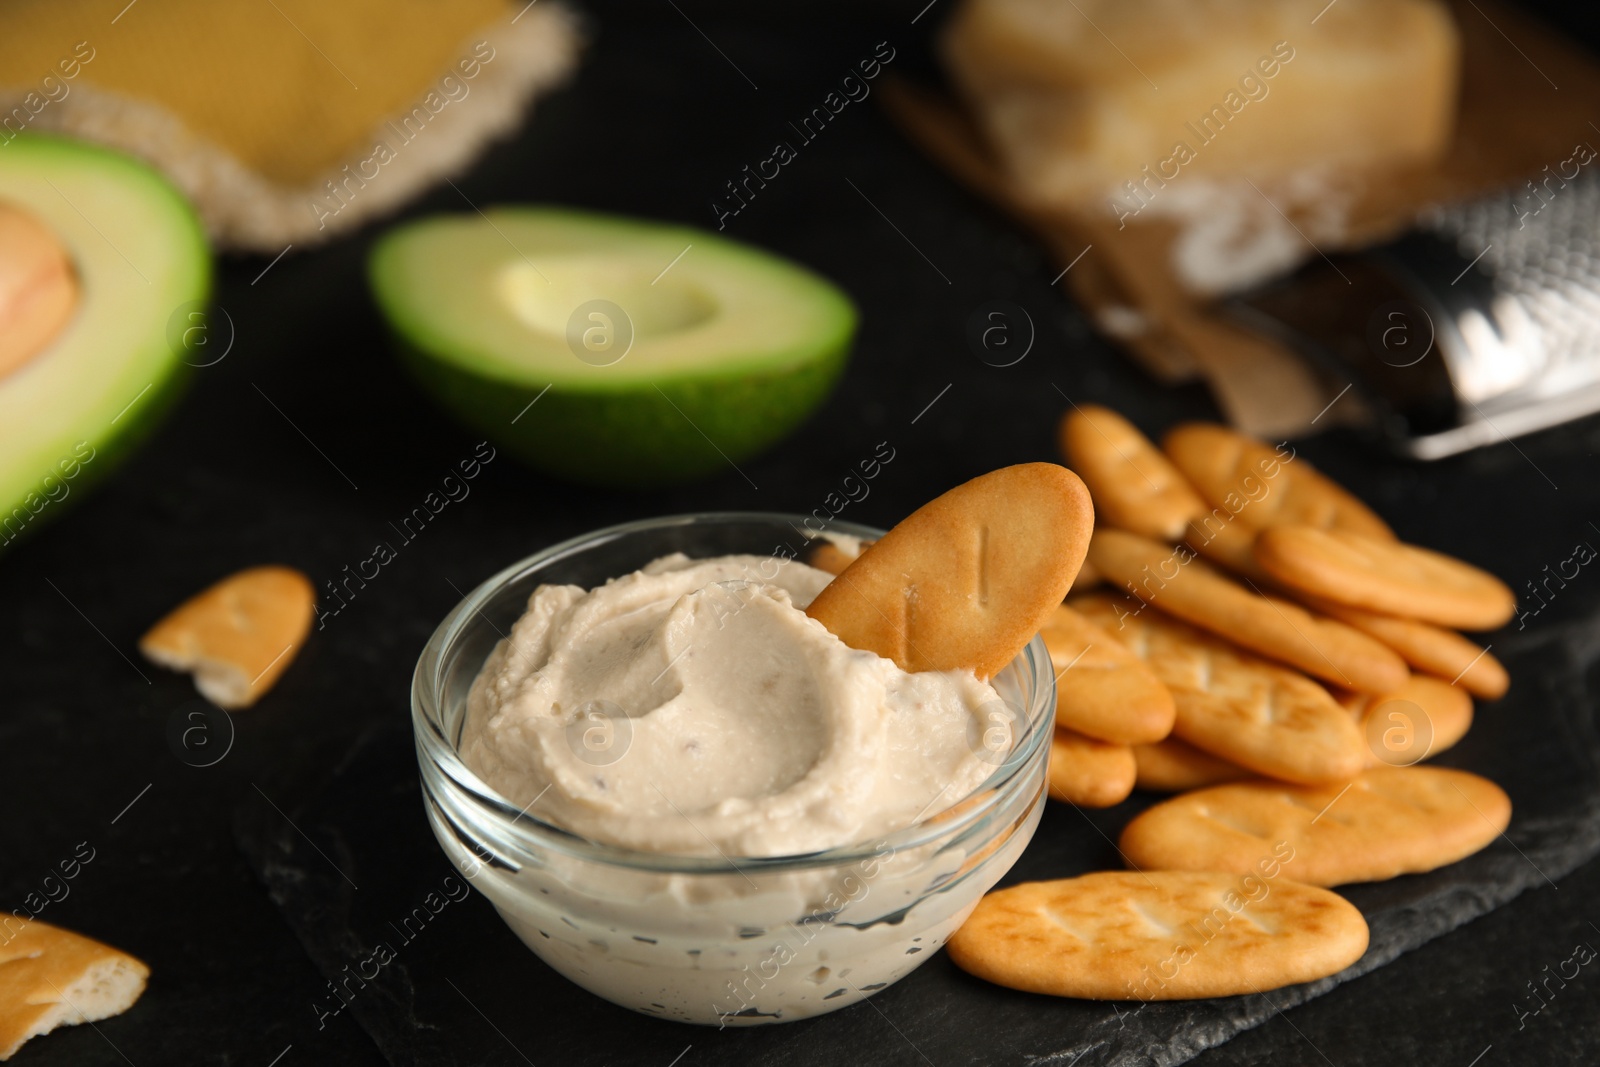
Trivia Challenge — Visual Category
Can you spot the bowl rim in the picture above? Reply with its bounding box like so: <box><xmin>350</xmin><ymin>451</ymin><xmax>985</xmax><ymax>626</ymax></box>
<box><xmin>412</xmin><ymin>511</ymin><xmax>1056</xmax><ymax>875</ymax></box>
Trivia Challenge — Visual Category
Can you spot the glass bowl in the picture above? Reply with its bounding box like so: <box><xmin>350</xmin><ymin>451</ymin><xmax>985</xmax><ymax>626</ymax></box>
<box><xmin>412</xmin><ymin>513</ymin><xmax>1054</xmax><ymax>1026</ymax></box>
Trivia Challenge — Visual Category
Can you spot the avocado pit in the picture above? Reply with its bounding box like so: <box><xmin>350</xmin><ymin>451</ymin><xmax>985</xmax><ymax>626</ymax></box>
<box><xmin>0</xmin><ymin>202</ymin><xmax>78</xmax><ymax>381</ymax></box>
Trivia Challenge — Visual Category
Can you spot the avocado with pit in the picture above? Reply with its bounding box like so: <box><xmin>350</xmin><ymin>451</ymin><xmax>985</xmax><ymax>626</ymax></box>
<box><xmin>368</xmin><ymin>207</ymin><xmax>857</xmax><ymax>488</ymax></box>
<box><xmin>0</xmin><ymin>134</ymin><xmax>211</xmax><ymax>551</ymax></box>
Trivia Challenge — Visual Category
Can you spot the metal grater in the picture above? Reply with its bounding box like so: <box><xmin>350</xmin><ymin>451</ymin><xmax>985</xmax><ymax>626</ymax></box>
<box><xmin>1231</xmin><ymin>164</ymin><xmax>1600</xmax><ymax>458</ymax></box>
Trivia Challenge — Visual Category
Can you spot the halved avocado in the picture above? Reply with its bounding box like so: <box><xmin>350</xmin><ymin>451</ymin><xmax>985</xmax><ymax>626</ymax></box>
<box><xmin>368</xmin><ymin>207</ymin><xmax>856</xmax><ymax>488</ymax></box>
<box><xmin>0</xmin><ymin>135</ymin><xmax>210</xmax><ymax>550</ymax></box>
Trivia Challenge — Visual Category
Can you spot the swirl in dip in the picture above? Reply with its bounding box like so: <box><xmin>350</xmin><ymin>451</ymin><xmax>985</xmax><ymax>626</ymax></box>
<box><xmin>460</xmin><ymin>553</ymin><xmax>1004</xmax><ymax>857</ymax></box>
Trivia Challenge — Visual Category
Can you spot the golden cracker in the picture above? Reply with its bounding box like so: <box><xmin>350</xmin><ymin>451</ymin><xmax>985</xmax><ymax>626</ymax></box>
<box><xmin>1337</xmin><ymin>675</ymin><xmax>1474</xmax><ymax>768</ymax></box>
<box><xmin>1119</xmin><ymin>765</ymin><xmax>1511</xmax><ymax>886</ymax></box>
<box><xmin>805</xmin><ymin>464</ymin><xmax>1093</xmax><ymax>679</ymax></box>
<box><xmin>1074</xmin><ymin>593</ymin><xmax>1366</xmax><ymax>785</ymax></box>
<box><xmin>1255</xmin><ymin>526</ymin><xmax>1516</xmax><ymax>631</ymax></box>
<box><xmin>1059</xmin><ymin>404</ymin><xmax>1205</xmax><ymax>541</ymax></box>
<box><xmin>1305</xmin><ymin>596</ymin><xmax>1508</xmax><ymax>700</ymax></box>
<box><xmin>1041</xmin><ymin>604</ymin><xmax>1175</xmax><ymax>745</ymax></box>
<box><xmin>1048</xmin><ymin>728</ymin><xmax>1137</xmax><ymax>808</ymax></box>
<box><xmin>1132</xmin><ymin>737</ymin><xmax>1251</xmax><ymax>793</ymax></box>
<box><xmin>1163</xmin><ymin>423</ymin><xmax>1393</xmax><ymax>539</ymax></box>
<box><xmin>1088</xmin><ymin>528</ymin><xmax>1410</xmax><ymax>694</ymax></box>
<box><xmin>946</xmin><ymin>871</ymin><xmax>1369</xmax><ymax>1000</ymax></box>
<box><xmin>1182</xmin><ymin>506</ymin><xmax>1273</xmax><ymax>583</ymax></box>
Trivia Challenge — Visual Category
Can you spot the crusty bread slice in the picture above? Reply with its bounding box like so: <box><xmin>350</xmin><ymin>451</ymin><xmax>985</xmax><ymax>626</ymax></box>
<box><xmin>0</xmin><ymin>920</ymin><xmax>149</xmax><ymax>1061</ymax></box>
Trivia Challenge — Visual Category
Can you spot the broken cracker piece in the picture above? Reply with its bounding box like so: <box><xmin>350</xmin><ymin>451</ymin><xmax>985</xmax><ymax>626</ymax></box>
<box><xmin>140</xmin><ymin>565</ymin><xmax>314</xmax><ymax>709</ymax></box>
<box><xmin>0</xmin><ymin>920</ymin><xmax>148</xmax><ymax>1062</ymax></box>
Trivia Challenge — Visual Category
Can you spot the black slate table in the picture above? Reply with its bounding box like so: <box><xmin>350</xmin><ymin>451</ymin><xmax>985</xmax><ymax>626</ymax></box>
<box><xmin>4</xmin><ymin>2</ymin><xmax>1600</xmax><ymax>1064</ymax></box>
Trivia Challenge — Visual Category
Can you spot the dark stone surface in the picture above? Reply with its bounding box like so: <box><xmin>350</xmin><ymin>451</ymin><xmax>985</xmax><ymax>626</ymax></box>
<box><xmin>3</xmin><ymin>2</ymin><xmax>1599</xmax><ymax>1065</ymax></box>
<box><xmin>234</xmin><ymin>617</ymin><xmax>1600</xmax><ymax>1066</ymax></box>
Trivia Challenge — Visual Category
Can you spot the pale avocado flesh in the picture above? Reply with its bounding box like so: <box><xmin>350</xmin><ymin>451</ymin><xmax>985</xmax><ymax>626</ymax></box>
<box><xmin>0</xmin><ymin>135</ymin><xmax>210</xmax><ymax>550</ymax></box>
<box><xmin>369</xmin><ymin>207</ymin><xmax>856</xmax><ymax>487</ymax></box>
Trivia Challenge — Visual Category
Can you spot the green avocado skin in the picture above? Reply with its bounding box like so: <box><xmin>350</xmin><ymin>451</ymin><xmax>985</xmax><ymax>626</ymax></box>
<box><xmin>394</xmin><ymin>337</ymin><xmax>852</xmax><ymax>488</ymax></box>
<box><xmin>370</xmin><ymin>207</ymin><xmax>858</xmax><ymax>489</ymax></box>
<box><xmin>0</xmin><ymin>366</ymin><xmax>196</xmax><ymax>554</ymax></box>
<box><xmin>0</xmin><ymin>134</ymin><xmax>211</xmax><ymax>556</ymax></box>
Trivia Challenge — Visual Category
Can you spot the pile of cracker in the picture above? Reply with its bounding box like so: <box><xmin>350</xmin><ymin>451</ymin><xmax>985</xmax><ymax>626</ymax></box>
<box><xmin>947</xmin><ymin>405</ymin><xmax>1515</xmax><ymax>1002</ymax></box>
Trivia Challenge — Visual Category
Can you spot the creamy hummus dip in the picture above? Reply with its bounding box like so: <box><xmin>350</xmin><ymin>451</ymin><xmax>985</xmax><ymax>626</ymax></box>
<box><xmin>460</xmin><ymin>553</ymin><xmax>1004</xmax><ymax>857</ymax></box>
